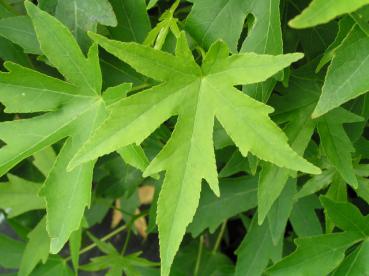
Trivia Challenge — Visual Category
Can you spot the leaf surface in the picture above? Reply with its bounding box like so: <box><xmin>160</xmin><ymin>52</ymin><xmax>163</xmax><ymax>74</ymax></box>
<box><xmin>70</xmin><ymin>32</ymin><xmax>319</xmax><ymax>275</ymax></box>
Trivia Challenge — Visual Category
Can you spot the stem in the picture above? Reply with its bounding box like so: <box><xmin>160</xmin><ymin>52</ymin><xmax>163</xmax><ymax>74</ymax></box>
<box><xmin>212</xmin><ymin>221</ymin><xmax>227</xmax><ymax>254</ymax></box>
<box><xmin>121</xmin><ymin>225</ymin><xmax>132</xmax><ymax>255</ymax></box>
<box><xmin>194</xmin><ymin>235</ymin><xmax>204</xmax><ymax>276</ymax></box>
<box><xmin>64</xmin><ymin>224</ymin><xmax>127</xmax><ymax>262</ymax></box>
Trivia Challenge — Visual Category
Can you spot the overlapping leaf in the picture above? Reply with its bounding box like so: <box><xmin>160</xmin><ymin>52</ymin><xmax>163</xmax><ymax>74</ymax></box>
<box><xmin>0</xmin><ymin>2</ymin><xmax>130</xmax><ymax>254</ymax></box>
<box><xmin>69</xmin><ymin>30</ymin><xmax>319</xmax><ymax>275</ymax></box>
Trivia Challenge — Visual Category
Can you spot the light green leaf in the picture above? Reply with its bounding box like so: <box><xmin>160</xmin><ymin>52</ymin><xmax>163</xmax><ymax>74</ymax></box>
<box><xmin>267</xmin><ymin>232</ymin><xmax>363</xmax><ymax>276</ymax></box>
<box><xmin>19</xmin><ymin>217</ymin><xmax>50</xmax><ymax>276</ymax></box>
<box><xmin>0</xmin><ymin>174</ymin><xmax>45</xmax><ymax>218</ymax></box>
<box><xmin>289</xmin><ymin>0</ymin><xmax>369</xmax><ymax>29</ymax></box>
<box><xmin>0</xmin><ymin>2</ymin><xmax>138</xmax><ymax>254</ymax></box>
<box><xmin>70</xmin><ymin>32</ymin><xmax>318</xmax><ymax>275</ymax></box>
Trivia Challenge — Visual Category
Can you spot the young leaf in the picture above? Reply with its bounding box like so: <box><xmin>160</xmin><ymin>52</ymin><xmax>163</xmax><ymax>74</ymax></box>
<box><xmin>289</xmin><ymin>0</ymin><xmax>369</xmax><ymax>29</ymax></box>
<box><xmin>70</xmin><ymin>32</ymin><xmax>319</xmax><ymax>275</ymax></box>
<box><xmin>0</xmin><ymin>2</ymin><xmax>133</xmax><ymax>254</ymax></box>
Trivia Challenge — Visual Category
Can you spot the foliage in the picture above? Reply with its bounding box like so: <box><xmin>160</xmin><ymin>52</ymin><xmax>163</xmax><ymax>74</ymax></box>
<box><xmin>0</xmin><ymin>0</ymin><xmax>369</xmax><ymax>275</ymax></box>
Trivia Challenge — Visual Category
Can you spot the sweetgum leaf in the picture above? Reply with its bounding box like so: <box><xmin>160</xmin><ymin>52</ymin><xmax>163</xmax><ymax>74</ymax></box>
<box><xmin>0</xmin><ymin>174</ymin><xmax>45</xmax><ymax>218</ymax></box>
<box><xmin>267</xmin><ymin>232</ymin><xmax>363</xmax><ymax>276</ymax></box>
<box><xmin>0</xmin><ymin>2</ymin><xmax>135</xmax><ymax>254</ymax></box>
<box><xmin>19</xmin><ymin>217</ymin><xmax>50</xmax><ymax>276</ymax></box>
<box><xmin>70</xmin><ymin>31</ymin><xmax>319</xmax><ymax>275</ymax></box>
<box><xmin>289</xmin><ymin>0</ymin><xmax>369</xmax><ymax>29</ymax></box>
<box><xmin>313</xmin><ymin>26</ymin><xmax>369</xmax><ymax>117</ymax></box>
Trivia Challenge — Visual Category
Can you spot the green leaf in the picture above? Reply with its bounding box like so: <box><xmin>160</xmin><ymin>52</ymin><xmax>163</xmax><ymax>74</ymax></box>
<box><xmin>109</xmin><ymin>0</ymin><xmax>151</xmax><ymax>43</ymax></box>
<box><xmin>289</xmin><ymin>0</ymin><xmax>369</xmax><ymax>29</ymax></box>
<box><xmin>313</xmin><ymin>26</ymin><xmax>369</xmax><ymax>117</ymax></box>
<box><xmin>317</xmin><ymin>108</ymin><xmax>362</xmax><ymax>187</ymax></box>
<box><xmin>0</xmin><ymin>234</ymin><xmax>25</xmax><ymax>269</ymax></box>
<box><xmin>19</xmin><ymin>217</ymin><xmax>50</xmax><ymax>276</ymax></box>
<box><xmin>0</xmin><ymin>174</ymin><xmax>45</xmax><ymax>218</ymax></box>
<box><xmin>55</xmin><ymin>0</ymin><xmax>117</xmax><ymax>50</ymax></box>
<box><xmin>267</xmin><ymin>232</ymin><xmax>363</xmax><ymax>276</ymax></box>
<box><xmin>290</xmin><ymin>195</ymin><xmax>323</xmax><ymax>237</ymax></box>
<box><xmin>185</xmin><ymin>0</ymin><xmax>247</xmax><ymax>51</ymax></box>
<box><xmin>0</xmin><ymin>2</ymin><xmax>138</xmax><ymax>254</ymax></box>
<box><xmin>241</xmin><ymin>0</ymin><xmax>283</xmax><ymax>102</ymax></box>
<box><xmin>69</xmin><ymin>227</ymin><xmax>82</xmax><ymax>273</ymax></box>
<box><xmin>0</xmin><ymin>15</ymin><xmax>40</xmax><ymax>54</ymax></box>
<box><xmin>188</xmin><ymin>176</ymin><xmax>257</xmax><ymax>237</ymax></box>
<box><xmin>333</xmin><ymin>239</ymin><xmax>369</xmax><ymax>275</ymax></box>
<box><xmin>257</xmin><ymin>67</ymin><xmax>320</xmax><ymax>223</ymax></box>
<box><xmin>266</xmin><ymin>180</ymin><xmax>296</xmax><ymax>245</ymax></box>
<box><xmin>321</xmin><ymin>196</ymin><xmax>369</xmax><ymax>235</ymax></box>
<box><xmin>235</xmin><ymin>215</ymin><xmax>281</xmax><ymax>276</ymax></box>
<box><xmin>70</xmin><ymin>32</ymin><xmax>319</xmax><ymax>275</ymax></box>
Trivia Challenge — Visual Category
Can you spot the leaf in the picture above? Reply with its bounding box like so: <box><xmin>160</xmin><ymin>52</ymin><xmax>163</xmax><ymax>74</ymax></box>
<box><xmin>69</xmin><ymin>227</ymin><xmax>82</xmax><ymax>272</ymax></box>
<box><xmin>266</xmin><ymin>180</ymin><xmax>296</xmax><ymax>245</ymax></box>
<box><xmin>332</xmin><ymin>238</ymin><xmax>369</xmax><ymax>275</ymax></box>
<box><xmin>70</xmin><ymin>30</ymin><xmax>319</xmax><ymax>275</ymax></box>
<box><xmin>109</xmin><ymin>0</ymin><xmax>151</xmax><ymax>43</ymax></box>
<box><xmin>295</xmin><ymin>168</ymin><xmax>335</xmax><ymax>199</ymax></box>
<box><xmin>0</xmin><ymin>15</ymin><xmax>40</xmax><ymax>54</ymax></box>
<box><xmin>30</xmin><ymin>256</ymin><xmax>74</xmax><ymax>276</ymax></box>
<box><xmin>289</xmin><ymin>0</ymin><xmax>369</xmax><ymax>29</ymax></box>
<box><xmin>0</xmin><ymin>174</ymin><xmax>45</xmax><ymax>218</ymax></box>
<box><xmin>241</xmin><ymin>0</ymin><xmax>283</xmax><ymax>102</ymax></box>
<box><xmin>185</xmin><ymin>0</ymin><xmax>247</xmax><ymax>51</ymax></box>
<box><xmin>55</xmin><ymin>0</ymin><xmax>117</xmax><ymax>50</ymax></box>
<box><xmin>320</xmin><ymin>196</ymin><xmax>369</xmax><ymax>235</ymax></box>
<box><xmin>188</xmin><ymin>176</ymin><xmax>257</xmax><ymax>237</ymax></box>
<box><xmin>0</xmin><ymin>234</ymin><xmax>25</xmax><ymax>269</ymax></box>
<box><xmin>19</xmin><ymin>217</ymin><xmax>50</xmax><ymax>276</ymax></box>
<box><xmin>70</xmin><ymin>32</ymin><xmax>319</xmax><ymax>275</ymax></box>
<box><xmin>235</xmin><ymin>215</ymin><xmax>281</xmax><ymax>276</ymax></box>
<box><xmin>267</xmin><ymin>232</ymin><xmax>363</xmax><ymax>276</ymax></box>
<box><xmin>317</xmin><ymin>108</ymin><xmax>363</xmax><ymax>188</ymax></box>
<box><xmin>0</xmin><ymin>2</ymin><xmax>133</xmax><ymax>254</ymax></box>
<box><xmin>290</xmin><ymin>195</ymin><xmax>322</xmax><ymax>237</ymax></box>
<box><xmin>313</xmin><ymin>26</ymin><xmax>369</xmax><ymax>117</ymax></box>
<box><xmin>257</xmin><ymin>66</ymin><xmax>320</xmax><ymax>223</ymax></box>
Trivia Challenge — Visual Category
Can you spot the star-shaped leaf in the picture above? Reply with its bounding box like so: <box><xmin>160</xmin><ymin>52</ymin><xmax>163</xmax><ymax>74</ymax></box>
<box><xmin>0</xmin><ymin>2</ymin><xmax>133</xmax><ymax>253</ymax></box>
<box><xmin>69</xmin><ymin>31</ymin><xmax>320</xmax><ymax>275</ymax></box>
